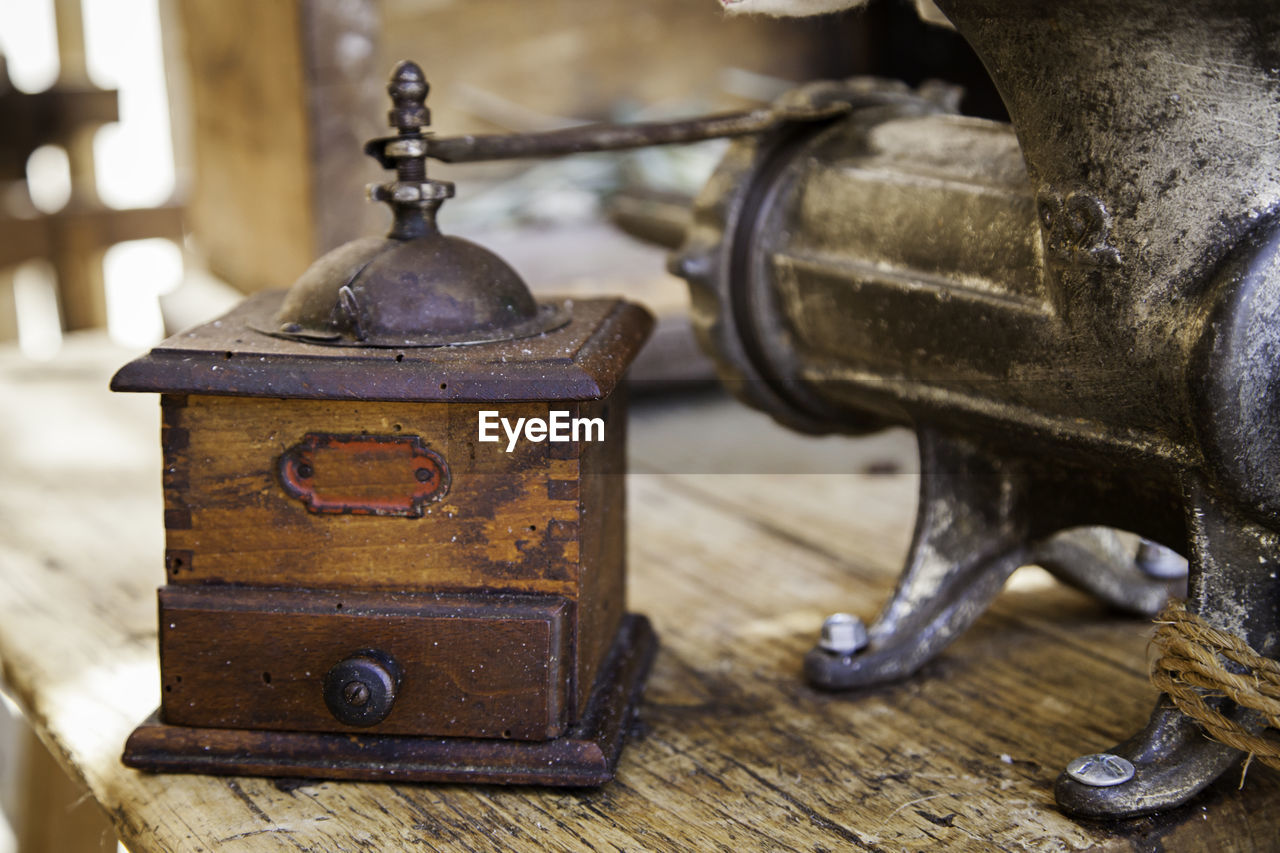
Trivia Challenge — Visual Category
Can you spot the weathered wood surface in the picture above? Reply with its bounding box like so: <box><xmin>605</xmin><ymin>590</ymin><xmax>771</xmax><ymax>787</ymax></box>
<box><xmin>7</xmin><ymin>722</ymin><xmax>117</xmax><ymax>853</ymax></box>
<box><xmin>1</xmin><ymin>336</ymin><xmax>1279</xmax><ymax>852</ymax></box>
<box><xmin>156</xmin><ymin>586</ymin><xmax>574</xmax><ymax>739</ymax></box>
<box><xmin>161</xmin><ymin>396</ymin><xmax>587</xmax><ymax>594</ymax></box>
<box><xmin>122</xmin><ymin>614</ymin><xmax>655</xmax><ymax>789</ymax></box>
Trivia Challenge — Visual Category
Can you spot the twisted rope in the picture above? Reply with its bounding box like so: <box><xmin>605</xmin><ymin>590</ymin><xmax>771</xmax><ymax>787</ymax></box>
<box><xmin>1149</xmin><ymin>599</ymin><xmax>1280</xmax><ymax>776</ymax></box>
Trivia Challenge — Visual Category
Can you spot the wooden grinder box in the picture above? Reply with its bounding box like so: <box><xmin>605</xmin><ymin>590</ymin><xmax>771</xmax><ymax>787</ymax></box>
<box><xmin>111</xmin><ymin>62</ymin><xmax>656</xmax><ymax>785</ymax></box>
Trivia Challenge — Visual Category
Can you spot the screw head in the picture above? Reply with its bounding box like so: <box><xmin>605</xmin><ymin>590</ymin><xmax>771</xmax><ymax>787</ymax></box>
<box><xmin>819</xmin><ymin>613</ymin><xmax>868</xmax><ymax>655</ymax></box>
<box><xmin>323</xmin><ymin>650</ymin><xmax>401</xmax><ymax>727</ymax></box>
<box><xmin>1065</xmin><ymin>753</ymin><xmax>1135</xmax><ymax>787</ymax></box>
<box><xmin>343</xmin><ymin>680</ymin><xmax>371</xmax><ymax>707</ymax></box>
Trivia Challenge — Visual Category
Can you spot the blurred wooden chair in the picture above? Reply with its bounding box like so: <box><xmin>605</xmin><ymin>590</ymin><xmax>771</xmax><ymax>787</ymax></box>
<box><xmin>0</xmin><ymin>0</ymin><xmax>182</xmax><ymax>347</ymax></box>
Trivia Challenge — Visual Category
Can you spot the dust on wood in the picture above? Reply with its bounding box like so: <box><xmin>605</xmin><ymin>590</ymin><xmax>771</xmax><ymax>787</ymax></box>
<box><xmin>0</xmin><ymin>337</ymin><xmax>1277</xmax><ymax>852</ymax></box>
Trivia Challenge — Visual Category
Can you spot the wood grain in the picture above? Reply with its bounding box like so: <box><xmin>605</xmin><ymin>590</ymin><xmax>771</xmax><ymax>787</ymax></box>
<box><xmin>159</xmin><ymin>389</ymin><xmax>629</xmax><ymax>721</ymax></box>
<box><xmin>123</xmin><ymin>615</ymin><xmax>655</xmax><ymax>787</ymax></box>
<box><xmin>573</xmin><ymin>393</ymin><xmax>627</xmax><ymax>712</ymax></box>
<box><xmin>1</xmin><ymin>336</ymin><xmax>1278</xmax><ymax>852</ymax></box>
<box><xmin>163</xmin><ymin>395</ymin><xmax>584</xmax><ymax>595</ymax></box>
<box><xmin>111</xmin><ymin>295</ymin><xmax>653</xmax><ymax>403</ymax></box>
<box><xmin>175</xmin><ymin>0</ymin><xmax>318</xmax><ymax>295</ymax></box>
<box><xmin>157</xmin><ymin>586</ymin><xmax>572</xmax><ymax>739</ymax></box>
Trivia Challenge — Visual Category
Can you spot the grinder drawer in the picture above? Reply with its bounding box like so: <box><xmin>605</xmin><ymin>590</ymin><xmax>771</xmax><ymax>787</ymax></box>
<box><xmin>158</xmin><ymin>585</ymin><xmax>571</xmax><ymax>740</ymax></box>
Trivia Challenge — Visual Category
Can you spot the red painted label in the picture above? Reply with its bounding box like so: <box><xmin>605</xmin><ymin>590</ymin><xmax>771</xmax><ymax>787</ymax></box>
<box><xmin>278</xmin><ymin>433</ymin><xmax>450</xmax><ymax>517</ymax></box>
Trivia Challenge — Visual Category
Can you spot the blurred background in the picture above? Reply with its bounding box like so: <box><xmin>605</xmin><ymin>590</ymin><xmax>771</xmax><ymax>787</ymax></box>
<box><xmin>0</xmin><ymin>0</ymin><xmax>999</xmax><ymax>371</ymax></box>
<box><xmin>0</xmin><ymin>0</ymin><xmax>997</xmax><ymax>849</ymax></box>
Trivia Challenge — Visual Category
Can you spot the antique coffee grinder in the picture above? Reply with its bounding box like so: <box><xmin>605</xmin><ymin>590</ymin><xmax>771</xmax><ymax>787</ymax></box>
<box><xmin>113</xmin><ymin>62</ymin><xmax>655</xmax><ymax>785</ymax></box>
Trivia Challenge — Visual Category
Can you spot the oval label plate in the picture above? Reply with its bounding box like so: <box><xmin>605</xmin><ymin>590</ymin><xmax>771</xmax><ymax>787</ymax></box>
<box><xmin>279</xmin><ymin>433</ymin><xmax>450</xmax><ymax>517</ymax></box>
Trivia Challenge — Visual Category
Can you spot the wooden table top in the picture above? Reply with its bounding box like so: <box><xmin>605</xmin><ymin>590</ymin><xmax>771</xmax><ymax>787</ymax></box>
<box><xmin>1</xmin><ymin>336</ymin><xmax>1276</xmax><ymax>852</ymax></box>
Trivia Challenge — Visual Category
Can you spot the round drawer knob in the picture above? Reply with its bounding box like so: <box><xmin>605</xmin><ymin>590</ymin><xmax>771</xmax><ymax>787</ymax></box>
<box><xmin>323</xmin><ymin>650</ymin><xmax>401</xmax><ymax>727</ymax></box>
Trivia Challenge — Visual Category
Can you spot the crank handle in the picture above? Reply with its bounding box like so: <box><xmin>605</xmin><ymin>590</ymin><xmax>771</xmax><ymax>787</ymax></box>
<box><xmin>365</xmin><ymin>78</ymin><xmax>957</xmax><ymax>166</ymax></box>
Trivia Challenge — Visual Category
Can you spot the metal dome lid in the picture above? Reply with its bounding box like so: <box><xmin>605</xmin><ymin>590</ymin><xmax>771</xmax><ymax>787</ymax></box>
<box><xmin>265</xmin><ymin>61</ymin><xmax>568</xmax><ymax>347</ymax></box>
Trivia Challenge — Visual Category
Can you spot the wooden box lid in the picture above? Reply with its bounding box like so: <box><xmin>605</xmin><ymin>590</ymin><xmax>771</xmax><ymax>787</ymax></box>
<box><xmin>111</xmin><ymin>291</ymin><xmax>652</xmax><ymax>403</ymax></box>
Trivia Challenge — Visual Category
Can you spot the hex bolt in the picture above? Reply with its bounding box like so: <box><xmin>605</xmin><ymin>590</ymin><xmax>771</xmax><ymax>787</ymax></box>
<box><xmin>1064</xmin><ymin>752</ymin><xmax>1135</xmax><ymax>787</ymax></box>
<box><xmin>818</xmin><ymin>613</ymin><xmax>869</xmax><ymax>655</ymax></box>
<box><xmin>1135</xmin><ymin>540</ymin><xmax>1188</xmax><ymax>579</ymax></box>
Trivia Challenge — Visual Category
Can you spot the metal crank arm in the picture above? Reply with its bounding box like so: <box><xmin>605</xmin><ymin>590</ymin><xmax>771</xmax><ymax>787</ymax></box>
<box><xmin>366</xmin><ymin>79</ymin><xmax>957</xmax><ymax>166</ymax></box>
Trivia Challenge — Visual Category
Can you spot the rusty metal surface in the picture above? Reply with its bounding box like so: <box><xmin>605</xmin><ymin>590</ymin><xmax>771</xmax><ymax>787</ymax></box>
<box><xmin>421</xmin><ymin>83</ymin><xmax>864</xmax><ymax>163</ymax></box>
<box><xmin>660</xmin><ymin>0</ymin><xmax>1280</xmax><ymax>819</ymax></box>
<box><xmin>269</xmin><ymin>62</ymin><xmax>568</xmax><ymax>347</ymax></box>
<box><xmin>267</xmin><ymin>232</ymin><xmax>571</xmax><ymax>348</ymax></box>
<box><xmin>278</xmin><ymin>433</ymin><xmax>450</xmax><ymax>517</ymax></box>
<box><xmin>246</xmin><ymin>44</ymin><xmax>1273</xmax><ymax>814</ymax></box>
<box><xmin>114</xmin><ymin>23</ymin><xmax>1280</xmax><ymax>814</ymax></box>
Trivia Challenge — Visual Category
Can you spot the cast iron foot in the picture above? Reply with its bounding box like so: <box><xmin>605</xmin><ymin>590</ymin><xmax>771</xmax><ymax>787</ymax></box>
<box><xmin>1055</xmin><ymin>697</ymin><xmax>1246</xmax><ymax>818</ymax></box>
<box><xmin>1054</xmin><ymin>485</ymin><xmax>1280</xmax><ymax>817</ymax></box>
<box><xmin>805</xmin><ymin>429</ymin><xmax>1184</xmax><ymax>690</ymax></box>
<box><xmin>1033</xmin><ymin>529</ymin><xmax>1185</xmax><ymax>617</ymax></box>
<box><xmin>806</xmin><ymin>428</ymin><xmax>1030</xmax><ymax>688</ymax></box>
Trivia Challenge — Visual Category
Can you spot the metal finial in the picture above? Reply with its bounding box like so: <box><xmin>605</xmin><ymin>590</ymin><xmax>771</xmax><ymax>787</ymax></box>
<box><xmin>365</xmin><ymin>61</ymin><xmax>452</xmax><ymax>240</ymax></box>
<box><xmin>264</xmin><ymin>58</ymin><xmax>571</xmax><ymax>348</ymax></box>
<box><xmin>387</xmin><ymin>60</ymin><xmax>429</xmax><ymax>134</ymax></box>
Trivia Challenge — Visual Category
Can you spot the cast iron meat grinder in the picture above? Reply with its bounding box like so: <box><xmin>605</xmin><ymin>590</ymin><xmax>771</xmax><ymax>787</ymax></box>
<box><xmin>680</xmin><ymin>0</ymin><xmax>1280</xmax><ymax>817</ymax></box>
<box><xmin>419</xmin><ymin>0</ymin><xmax>1280</xmax><ymax>817</ymax></box>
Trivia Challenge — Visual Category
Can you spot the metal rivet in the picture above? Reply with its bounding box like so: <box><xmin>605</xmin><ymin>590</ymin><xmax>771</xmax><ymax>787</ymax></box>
<box><xmin>414</xmin><ymin>467</ymin><xmax>434</xmax><ymax>483</ymax></box>
<box><xmin>1065</xmin><ymin>753</ymin><xmax>1135</xmax><ymax>787</ymax></box>
<box><xmin>819</xmin><ymin>613</ymin><xmax>868</xmax><ymax>655</ymax></box>
<box><xmin>296</xmin><ymin>462</ymin><xmax>314</xmax><ymax>479</ymax></box>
